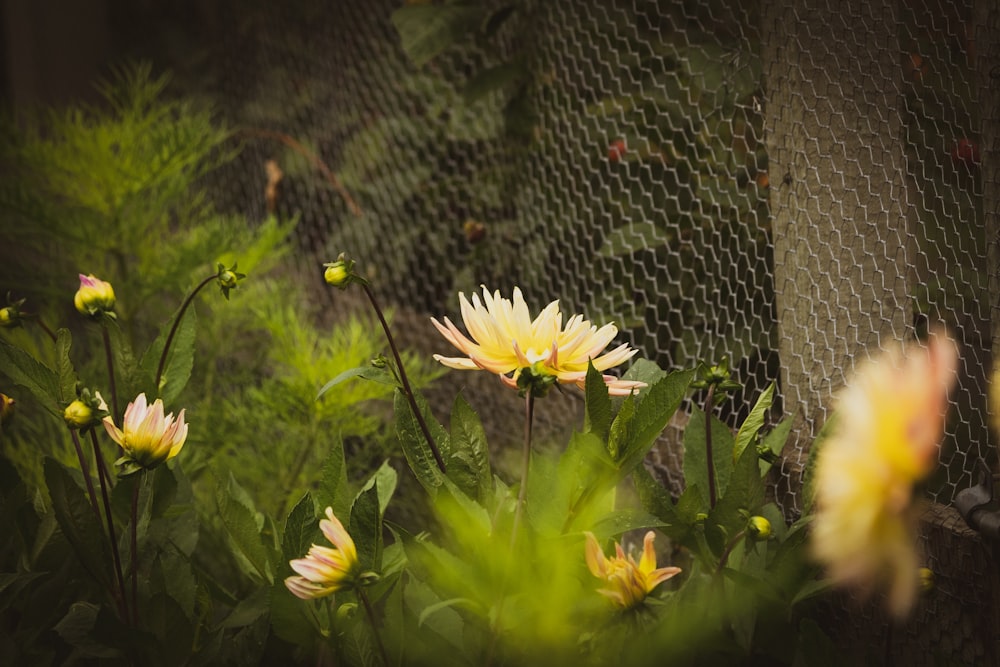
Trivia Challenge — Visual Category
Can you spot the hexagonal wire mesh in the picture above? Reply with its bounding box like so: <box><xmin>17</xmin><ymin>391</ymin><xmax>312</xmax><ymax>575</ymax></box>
<box><xmin>167</xmin><ymin>0</ymin><xmax>999</xmax><ymax>661</ymax></box>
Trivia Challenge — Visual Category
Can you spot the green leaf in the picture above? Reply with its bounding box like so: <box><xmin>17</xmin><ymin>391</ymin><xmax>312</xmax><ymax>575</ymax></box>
<box><xmin>683</xmin><ymin>405</ymin><xmax>735</xmax><ymax>512</ymax></box>
<box><xmin>584</xmin><ymin>362</ymin><xmax>612</xmax><ymax>441</ymax></box>
<box><xmin>802</xmin><ymin>414</ymin><xmax>836</xmax><ymax>513</ymax></box>
<box><xmin>618</xmin><ymin>369</ymin><xmax>693</xmax><ymax>474</ymax></box>
<box><xmin>394</xmin><ymin>389</ymin><xmax>448</xmax><ymax>497</ymax></box>
<box><xmin>215</xmin><ymin>473</ymin><xmax>272</xmax><ymax>582</ymax></box>
<box><xmin>55</xmin><ymin>329</ymin><xmax>78</xmax><ymax>404</ymax></box>
<box><xmin>43</xmin><ymin>458</ymin><xmax>111</xmax><ymax>588</ymax></box>
<box><xmin>102</xmin><ymin>317</ymin><xmax>149</xmax><ymax>404</ymax></box>
<box><xmin>621</xmin><ymin>358</ymin><xmax>668</xmax><ymax>386</ymax></box>
<box><xmin>350</xmin><ymin>483</ymin><xmax>382</xmax><ymax>572</ymax></box>
<box><xmin>732</xmin><ymin>382</ymin><xmax>774</xmax><ymax>462</ymax></box>
<box><xmin>706</xmin><ymin>443</ymin><xmax>765</xmax><ymax>555</ymax></box>
<box><xmin>607</xmin><ymin>392</ymin><xmax>636</xmax><ymax>461</ymax></box>
<box><xmin>448</xmin><ymin>394</ymin><xmax>492</xmax><ymax>503</ymax></box>
<box><xmin>282</xmin><ymin>492</ymin><xmax>318</xmax><ymax>564</ymax></box>
<box><xmin>391</xmin><ymin>4</ymin><xmax>484</xmax><ymax>68</ymax></box>
<box><xmin>759</xmin><ymin>415</ymin><xmax>794</xmax><ymax>475</ymax></box>
<box><xmin>316</xmin><ymin>364</ymin><xmax>397</xmax><ymax>400</ymax></box>
<box><xmin>359</xmin><ymin>461</ymin><xmax>398</xmax><ymax>516</ymax></box>
<box><xmin>140</xmin><ymin>304</ymin><xmax>197</xmax><ymax>406</ymax></box>
<box><xmin>589</xmin><ymin>509</ymin><xmax>666</xmax><ymax>540</ymax></box>
<box><xmin>0</xmin><ymin>337</ymin><xmax>60</xmax><ymax>416</ymax></box>
<box><xmin>632</xmin><ymin>464</ymin><xmax>677</xmax><ymax>522</ymax></box>
<box><xmin>54</xmin><ymin>602</ymin><xmax>122</xmax><ymax>659</ymax></box>
<box><xmin>269</xmin><ymin>580</ymin><xmax>322</xmax><ymax>646</ymax></box>
<box><xmin>316</xmin><ymin>437</ymin><xmax>351</xmax><ymax>521</ymax></box>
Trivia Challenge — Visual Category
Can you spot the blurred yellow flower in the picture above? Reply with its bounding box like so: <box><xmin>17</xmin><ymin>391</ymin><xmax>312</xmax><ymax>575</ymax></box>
<box><xmin>811</xmin><ymin>333</ymin><xmax>957</xmax><ymax>617</ymax></box>
<box><xmin>285</xmin><ymin>507</ymin><xmax>360</xmax><ymax>599</ymax></box>
<box><xmin>584</xmin><ymin>531</ymin><xmax>681</xmax><ymax>609</ymax></box>
<box><xmin>431</xmin><ymin>286</ymin><xmax>646</xmax><ymax>396</ymax></box>
<box><xmin>74</xmin><ymin>274</ymin><xmax>116</xmax><ymax>316</ymax></box>
<box><xmin>104</xmin><ymin>393</ymin><xmax>188</xmax><ymax>472</ymax></box>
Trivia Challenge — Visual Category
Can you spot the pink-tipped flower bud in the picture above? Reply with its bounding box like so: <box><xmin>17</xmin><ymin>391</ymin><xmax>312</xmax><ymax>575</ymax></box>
<box><xmin>74</xmin><ymin>274</ymin><xmax>116</xmax><ymax>317</ymax></box>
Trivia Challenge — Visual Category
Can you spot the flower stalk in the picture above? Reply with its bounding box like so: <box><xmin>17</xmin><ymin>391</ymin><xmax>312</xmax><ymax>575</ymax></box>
<box><xmin>101</xmin><ymin>325</ymin><xmax>119</xmax><ymax>421</ymax></box>
<box><xmin>358</xmin><ymin>587</ymin><xmax>390</xmax><ymax>667</ymax></box>
<box><xmin>510</xmin><ymin>393</ymin><xmax>535</xmax><ymax>549</ymax></box>
<box><xmin>89</xmin><ymin>428</ymin><xmax>129</xmax><ymax>622</ymax></box>
<box><xmin>156</xmin><ymin>274</ymin><xmax>216</xmax><ymax>389</ymax></box>
<box><xmin>361</xmin><ymin>282</ymin><xmax>446</xmax><ymax>473</ymax></box>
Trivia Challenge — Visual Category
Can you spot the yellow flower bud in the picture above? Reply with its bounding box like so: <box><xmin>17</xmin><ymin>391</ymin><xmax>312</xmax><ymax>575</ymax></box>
<box><xmin>324</xmin><ymin>262</ymin><xmax>349</xmax><ymax>286</ymax></box>
<box><xmin>747</xmin><ymin>515</ymin><xmax>772</xmax><ymax>540</ymax></box>
<box><xmin>0</xmin><ymin>306</ymin><xmax>19</xmax><ymax>328</ymax></box>
<box><xmin>64</xmin><ymin>400</ymin><xmax>94</xmax><ymax>429</ymax></box>
<box><xmin>74</xmin><ymin>274</ymin><xmax>116</xmax><ymax>316</ymax></box>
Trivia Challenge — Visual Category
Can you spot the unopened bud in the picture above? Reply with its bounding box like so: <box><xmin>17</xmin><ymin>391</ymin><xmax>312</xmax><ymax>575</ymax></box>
<box><xmin>0</xmin><ymin>306</ymin><xmax>20</xmax><ymax>328</ymax></box>
<box><xmin>64</xmin><ymin>400</ymin><xmax>94</xmax><ymax>429</ymax></box>
<box><xmin>216</xmin><ymin>263</ymin><xmax>246</xmax><ymax>301</ymax></box>
<box><xmin>74</xmin><ymin>274</ymin><xmax>116</xmax><ymax>317</ymax></box>
<box><xmin>747</xmin><ymin>515</ymin><xmax>772</xmax><ymax>540</ymax></box>
<box><xmin>324</xmin><ymin>262</ymin><xmax>349</xmax><ymax>286</ymax></box>
<box><xmin>336</xmin><ymin>602</ymin><xmax>358</xmax><ymax>622</ymax></box>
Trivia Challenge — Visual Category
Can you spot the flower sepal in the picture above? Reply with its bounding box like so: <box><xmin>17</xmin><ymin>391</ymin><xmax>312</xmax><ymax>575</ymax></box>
<box><xmin>216</xmin><ymin>262</ymin><xmax>247</xmax><ymax>301</ymax></box>
<box><xmin>114</xmin><ymin>456</ymin><xmax>146</xmax><ymax>477</ymax></box>
<box><xmin>324</xmin><ymin>253</ymin><xmax>365</xmax><ymax>289</ymax></box>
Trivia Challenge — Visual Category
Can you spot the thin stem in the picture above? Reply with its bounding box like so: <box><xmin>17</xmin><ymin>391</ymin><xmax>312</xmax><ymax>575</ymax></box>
<box><xmin>510</xmin><ymin>393</ymin><xmax>535</xmax><ymax>550</ymax></box>
<box><xmin>277</xmin><ymin>415</ymin><xmax>319</xmax><ymax>518</ymax></box>
<box><xmin>361</xmin><ymin>283</ymin><xmax>446</xmax><ymax>473</ymax></box>
<box><xmin>156</xmin><ymin>274</ymin><xmax>216</xmax><ymax>389</ymax></box>
<box><xmin>130</xmin><ymin>474</ymin><xmax>142</xmax><ymax>627</ymax></box>
<box><xmin>715</xmin><ymin>529</ymin><xmax>747</xmax><ymax>574</ymax></box>
<box><xmin>101</xmin><ymin>325</ymin><xmax>119</xmax><ymax>421</ymax></box>
<box><xmin>704</xmin><ymin>384</ymin><xmax>717</xmax><ymax>510</ymax></box>
<box><xmin>90</xmin><ymin>429</ymin><xmax>129</xmax><ymax>622</ymax></box>
<box><xmin>70</xmin><ymin>430</ymin><xmax>102</xmax><ymax>525</ymax></box>
<box><xmin>33</xmin><ymin>317</ymin><xmax>57</xmax><ymax>343</ymax></box>
<box><xmin>358</xmin><ymin>587</ymin><xmax>390</xmax><ymax>667</ymax></box>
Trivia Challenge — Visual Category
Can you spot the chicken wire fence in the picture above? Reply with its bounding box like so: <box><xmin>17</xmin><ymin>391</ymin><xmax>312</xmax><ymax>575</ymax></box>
<box><xmin>147</xmin><ymin>0</ymin><xmax>999</xmax><ymax>659</ymax></box>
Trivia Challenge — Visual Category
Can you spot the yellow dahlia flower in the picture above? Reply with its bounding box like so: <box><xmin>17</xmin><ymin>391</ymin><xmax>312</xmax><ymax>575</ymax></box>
<box><xmin>811</xmin><ymin>333</ymin><xmax>957</xmax><ymax>617</ymax></box>
<box><xmin>584</xmin><ymin>531</ymin><xmax>681</xmax><ymax>609</ymax></box>
<box><xmin>431</xmin><ymin>286</ymin><xmax>646</xmax><ymax>396</ymax></box>
<box><xmin>285</xmin><ymin>507</ymin><xmax>360</xmax><ymax>599</ymax></box>
<box><xmin>103</xmin><ymin>393</ymin><xmax>188</xmax><ymax>473</ymax></box>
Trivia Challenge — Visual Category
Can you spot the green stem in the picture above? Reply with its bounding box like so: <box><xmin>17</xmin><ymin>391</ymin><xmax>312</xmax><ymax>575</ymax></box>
<box><xmin>704</xmin><ymin>384</ymin><xmax>717</xmax><ymax>510</ymax></box>
<box><xmin>277</xmin><ymin>414</ymin><xmax>318</xmax><ymax>518</ymax></box>
<box><xmin>155</xmin><ymin>274</ymin><xmax>215</xmax><ymax>390</ymax></box>
<box><xmin>510</xmin><ymin>393</ymin><xmax>535</xmax><ymax>550</ymax></box>
<box><xmin>361</xmin><ymin>283</ymin><xmax>445</xmax><ymax>473</ymax></box>
<box><xmin>715</xmin><ymin>529</ymin><xmax>747</xmax><ymax>574</ymax></box>
<box><xmin>34</xmin><ymin>317</ymin><xmax>57</xmax><ymax>343</ymax></box>
<box><xmin>101</xmin><ymin>325</ymin><xmax>119</xmax><ymax>421</ymax></box>
<box><xmin>358</xmin><ymin>587</ymin><xmax>390</xmax><ymax>667</ymax></box>
<box><xmin>130</xmin><ymin>473</ymin><xmax>142</xmax><ymax>627</ymax></box>
<box><xmin>69</xmin><ymin>430</ymin><xmax>102</xmax><ymax>526</ymax></box>
<box><xmin>90</xmin><ymin>429</ymin><xmax>129</xmax><ymax>622</ymax></box>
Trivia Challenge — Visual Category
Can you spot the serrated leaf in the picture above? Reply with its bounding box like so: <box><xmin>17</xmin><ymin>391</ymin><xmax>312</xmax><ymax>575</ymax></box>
<box><xmin>316</xmin><ymin>365</ymin><xmax>397</xmax><ymax>401</ymax></box>
<box><xmin>282</xmin><ymin>492</ymin><xmax>317</xmax><ymax>564</ymax></box>
<box><xmin>733</xmin><ymin>382</ymin><xmax>775</xmax><ymax>462</ymax></box>
<box><xmin>706</xmin><ymin>444</ymin><xmax>765</xmax><ymax>555</ymax></box>
<box><xmin>215</xmin><ymin>473</ymin><xmax>271</xmax><ymax>582</ymax></box>
<box><xmin>350</xmin><ymin>483</ymin><xmax>381</xmax><ymax>572</ymax></box>
<box><xmin>140</xmin><ymin>304</ymin><xmax>197</xmax><ymax>406</ymax></box>
<box><xmin>683</xmin><ymin>405</ymin><xmax>734</xmax><ymax>511</ymax></box>
<box><xmin>391</xmin><ymin>4</ymin><xmax>484</xmax><ymax>68</ymax></box>
<box><xmin>394</xmin><ymin>389</ymin><xmax>448</xmax><ymax>496</ymax></box>
<box><xmin>621</xmin><ymin>358</ymin><xmax>668</xmax><ymax>386</ymax></box>
<box><xmin>359</xmin><ymin>461</ymin><xmax>398</xmax><ymax>516</ymax></box>
<box><xmin>759</xmin><ymin>415</ymin><xmax>794</xmax><ymax>474</ymax></box>
<box><xmin>589</xmin><ymin>509</ymin><xmax>666</xmax><ymax>540</ymax></box>
<box><xmin>55</xmin><ymin>329</ymin><xmax>77</xmax><ymax>404</ymax></box>
<box><xmin>102</xmin><ymin>317</ymin><xmax>150</xmax><ymax>405</ymax></box>
<box><xmin>54</xmin><ymin>602</ymin><xmax>121</xmax><ymax>658</ymax></box>
<box><xmin>448</xmin><ymin>393</ymin><xmax>491</xmax><ymax>503</ymax></box>
<box><xmin>608</xmin><ymin>393</ymin><xmax>636</xmax><ymax>461</ymax></box>
<box><xmin>632</xmin><ymin>464</ymin><xmax>679</xmax><ymax>525</ymax></box>
<box><xmin>316</xmin><ymin>437</ymin><xmax>351</xmax><ymax>521</ymax></box>
<box><xmin>616</xmin><ymin>369</ymin><xmax>693</xmax><ymax>477</ymax></box>
<box><xmin>0</xmin><ymin>337</ymin><xmax>60</xmax><ymax>416</ymax></box>
<box><xmin>269</xmin><ymin>580</ymin><xmax>321</xmax><ymax>646</ymax></box>
<box><xmin>584</xmin><ymin>362</ymin><xmax>612</xmax><ymax>441</ymax></box>
<box><xmin>43</xmin><ymin>458</ymin><xmax>111</xmax><ymax>588</ymax></box>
